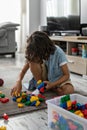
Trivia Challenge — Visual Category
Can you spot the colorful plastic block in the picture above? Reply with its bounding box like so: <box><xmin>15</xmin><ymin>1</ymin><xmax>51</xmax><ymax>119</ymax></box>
<box><xmin>25</xmin><ymin>101</ymin><xmax>31</xmax><ymax>106</ymax></box>
<box><xmin>18</xmin><ymin>103</ymin><xmax>24</xmax><ymax>108</ymax></box>
<box><xmin>3</xmin><ymin>113</ymin><xmax>9</xmax><ymax>120</ymax></box>
<box><xmin>0</xmin><ymin>126</ymin><xmax>6</xmax><ymax>130</ymax></box>
<box><xmin>39</xmin><ymin>87</ymin><xmax>45</xmax><ymax>93</ymax></box>
<box><xmin>30</xmin><ymin>96</ymin><xmax>39</xmax><ymax>102</ymax></box>
<box><xmin>38</xmin><ymin>94</ymin><xmax>45</xmax><ymax>99</ymax></box>
<box><xmin>16</xmin><ymin>97</ymin><xmax>22</xmax><ymax>103</ymax></box>
<box><xmin>30</xmin><ymin>101</ymin><xmax>36</xmax><ymax>106</ymax></box>
<box><xmin>37</xmin><ymin>80</ymin><xmax>42</xmax><ymax>85</ymax></box>
<box><xmin>0</xmin><ymin>94</ymin><xmax>5</xmax><ymax>98</ymax></box>
<box><xmin>35</xmin><ymin>100</ymin><xmax>40</xmax><ymax>106</ymax></box>
<box><xmin>1</xmin><ymin>97</ymin><xmax>9</xmax><ymax>103</ymax></box>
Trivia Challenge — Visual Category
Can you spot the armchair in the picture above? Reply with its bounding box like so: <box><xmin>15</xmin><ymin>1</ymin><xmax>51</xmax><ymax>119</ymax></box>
<box><xmin>0</xmin><ymin>22</ymin><xmax>20</xmax><ymax>58</ymax></box>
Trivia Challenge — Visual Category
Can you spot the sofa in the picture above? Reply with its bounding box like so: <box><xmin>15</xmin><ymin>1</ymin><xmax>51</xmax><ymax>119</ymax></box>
<box><xmin>47</xmin><ymin>15</ymin><xmax>80</xmax><ymax>36</ymax></box>
<box><xmin>0</xmin><ymin>22</ymin><xmax>20</xmax><ymax>58</ymax></box>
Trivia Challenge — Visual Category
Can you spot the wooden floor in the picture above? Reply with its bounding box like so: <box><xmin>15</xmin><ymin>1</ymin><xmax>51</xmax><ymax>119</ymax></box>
<box><xmin>0</xmin><ymin>52</ymin><xmax>87</xmax><ymax>130</ymax></box>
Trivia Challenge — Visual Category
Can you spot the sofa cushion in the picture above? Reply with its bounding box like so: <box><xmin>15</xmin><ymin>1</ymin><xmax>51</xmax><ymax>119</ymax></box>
<box><xmin>47</xmin><ymin>21</ymin><xmax>64</xmax><ymax>31</ymax></box>
<box><xmin>68</xmin><ymin>15</ymin><xmax>80</xmax><ymax>30</ymax></box>
<box><xmin>56</xmin><ymin>17</ymin><xmax>69</xmax><ymax>30</ymax></box>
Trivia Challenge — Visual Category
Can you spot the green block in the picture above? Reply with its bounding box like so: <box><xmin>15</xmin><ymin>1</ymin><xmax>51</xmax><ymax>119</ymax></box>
<box><xmin>69</xmin><ymin>109</ymin><xmax>75</xmax><ymax>113</ymax></box>
<box><xmin>25</xmin><ymin>101</ymin><xmax>31</xmax><ymax>106</ymax></box>
<box><xmin>39</xmin><ymin>98</ymin><xmax>44</xmax><ymax>102</ymax></box>
<box><xmin>65</xmin><ymin>95</ymin><xmax>70</xmax><ymax>101</ymax></box>
<box><xmin>60</xmin><ymin>97</ymin><xmax>65</xmax><ymax>103</ymax></box>
<box><xmin>0</xmin><ymin>94</ymin><xmax>5</xmax><ymax>98</ymax></box>
<box><xmin>21</xmin><ymin>98</ymin><xmax>26</xmax><ymax>103</ymax></box>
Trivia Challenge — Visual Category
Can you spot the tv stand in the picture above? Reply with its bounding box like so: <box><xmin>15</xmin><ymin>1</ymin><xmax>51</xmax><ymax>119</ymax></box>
<box><xmin>50</xmin><ymin>36</ymin><xmax>87</xmax><ymax>76</ymax></box>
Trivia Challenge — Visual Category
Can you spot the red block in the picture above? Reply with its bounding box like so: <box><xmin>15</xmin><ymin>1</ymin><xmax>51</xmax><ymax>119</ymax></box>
<box><xmin>0</xmin><ymin>79</ymin><xmax>4</xmax><ymax>86</ymax></box>
<box><xmin>85</xmin><ymin>103</ymin><xmax>87</xmax><ymax>109</ymax></box>
<box><xmin>39</xmin><ymin>87</ymin><xmax>45</xmax><ymax>93</ymax></box>
<box><xmin>82</xmin><ymin>109</ymin><xmax>87</xmax><ymax>116</ymax></box>
<box><xmin>3</xmin><ymin>113</ymin><xmax>9</xmax><ymax>120</ymax></box>
<box><xmin>38</xmin><ymin>94</ymin><xmax>45</xmax><ymax>99</ymax></box>
<box><xmin>1</xmin><ymin>97</ymin><xmax>9</xmax><ymax>103</ymax></box>
<box><xmin>0</xmin><ymin>98</ymin><xmax>2</xmax><ymax>102</ymax></box>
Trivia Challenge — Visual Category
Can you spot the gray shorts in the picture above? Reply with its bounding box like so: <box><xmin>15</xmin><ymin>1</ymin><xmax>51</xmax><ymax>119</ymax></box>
<box><xmin>59</xmin><ymin>79</ymin><xmax>73</xmax><ymax>88</ymax></box>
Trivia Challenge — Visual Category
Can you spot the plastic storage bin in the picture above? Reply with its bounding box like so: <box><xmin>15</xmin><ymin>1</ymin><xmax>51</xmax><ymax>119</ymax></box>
<box><xmin>46</xmin><ymin>94</ymin><xmax>87</xmax><ymax>130</ymax></box>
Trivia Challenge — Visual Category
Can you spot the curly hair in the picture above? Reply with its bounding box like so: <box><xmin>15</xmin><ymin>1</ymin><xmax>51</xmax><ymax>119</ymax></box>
<box><xmin>25</xmin><ymin>31</ymin><xmax>56</xmax><ymax>63</ymax></box>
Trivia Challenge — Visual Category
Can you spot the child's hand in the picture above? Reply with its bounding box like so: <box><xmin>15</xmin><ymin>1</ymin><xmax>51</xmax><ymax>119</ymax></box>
<box><xmin>43</xmin><ymin>81</ymin><xmax>53</xmax><ymax>90</ymax></box>
<box><xmin>11</xmin><ymin>81</ymin><xmax>22</xmax><ymax>96</ymax></box>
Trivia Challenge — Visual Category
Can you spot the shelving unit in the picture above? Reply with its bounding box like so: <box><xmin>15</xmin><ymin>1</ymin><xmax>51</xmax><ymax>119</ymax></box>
<box><xmin>50</xmin><ymin>36</ymin><xmax>87</xmax><ymax>75</ymax></box>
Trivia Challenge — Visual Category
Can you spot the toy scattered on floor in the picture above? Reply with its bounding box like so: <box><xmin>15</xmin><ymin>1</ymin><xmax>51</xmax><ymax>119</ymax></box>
<box><xmin>18</xmin><ymin>103</ymin><xmax>24</xmax><ymax>108</ymax></box>
<box><xmin>12</xmin><ymin>91</ymin><xmax>45</xmax><ymax>108</ymax></box>
<box><xmin>0</xmin><ymin>91</ymin><xmax>9</xmax><ymax>103</ymax></box>
<box><xmin>0</xmin><ymin>126</ymin><xmax>6</xmax><ymax>130</ymax></box>
<box><xmin>0</xmin><ymin>79</ymin><xmax>4</xmax><ymax>86</ymax></box>
<box><xmin>60</xmin><ymin>94</ymin><xmax>87</xmax><ymax>119</ymax></box>
<box><xmin>2</xmin><ymin>113</ymin><xmax>9</xmax><ymax>120</ymax></box>
<box><xmin>32</xmin><ymin>80</ymin><xmax>46</xmax><ymax>95</ymax></box>
<box><xmin>12</xmin><ymin>80</ymin><xmax>46</xmax><ymax>108</ymax></box>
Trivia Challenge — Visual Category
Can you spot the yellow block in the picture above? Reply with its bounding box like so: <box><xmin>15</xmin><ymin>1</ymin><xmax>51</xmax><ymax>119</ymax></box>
<box><xmin>0</xmin><ymin>91</ymin><xmax>2</xmax><ymax>94</ymax></box>
<box><xmin>21</xmin><ymin>92</ymin><xmax>27</xmax><ymax>99</ymax></box>
<box><xmin>35</xmin><ymin>101</ymin><xmax>40</xmax><ymax>106</ymax></box>
<box><xmin>67</xmin><ymin>100</ymin><xmax>72</xmax><ymax>108</ymax></box>
<box><xmin>30</xmin><ymin>96</ymin><xmax>39</xmax><ymax>102</ymax></box>
<box><xmin>37</xmin><ymin>80</ymin><xmax>42</xmax><ymax>85</ymax></box>
<box><xmin>18</xmin><ymin>103</ymin><xmax>24</xmax><ymax>108</ymax></box>
<box><xmin>16</xmin><ymin>97</ymin><xmax>22</xmax><ymax>103</ymax></box>
<box><xmin>0</xmin><ymin>126</ymin><xmax>6</xmax><ymax>130</ymax></box>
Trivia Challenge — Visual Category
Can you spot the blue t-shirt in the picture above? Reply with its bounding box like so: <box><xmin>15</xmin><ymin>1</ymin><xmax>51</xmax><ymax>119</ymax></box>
<box><xmin>45</xmin><ymin>45</ymin><xmax>68</xmax><ymax>82</ymax></box>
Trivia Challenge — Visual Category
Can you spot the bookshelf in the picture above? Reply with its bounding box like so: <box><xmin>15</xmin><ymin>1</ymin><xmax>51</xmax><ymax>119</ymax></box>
<box><xmin>50</xmin><ymin>36</ymin><xmax>87</xmax><ymax>75</ymax></box>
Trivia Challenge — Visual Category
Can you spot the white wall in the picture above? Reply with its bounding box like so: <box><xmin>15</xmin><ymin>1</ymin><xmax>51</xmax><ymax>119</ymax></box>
<box><xmin>26</xmin><ymin>0</ymin><xmax>47</xmax><ymax>36</ymax></box>
<box><xmin>81</xmin><ymin>0</ymin><xmax>87</xmax><ymax>24</ymax></box>
<box><xmin>26</xmin><ymin>0</ymin><xmax>41</xmax><ymax>35</ymax></box>
<box><xmin>40</xmin><ymin>0</ymin><xmax>47</xmax><ymax>26</ymax></box>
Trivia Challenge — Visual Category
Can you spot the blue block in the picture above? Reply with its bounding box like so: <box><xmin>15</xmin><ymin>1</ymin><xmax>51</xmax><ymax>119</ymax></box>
<box><xmin>30</xmin><ymin>101</ymin><xmax>36</xmax><ymax>106</ymax></box>
<box><xmin>81</xmin><ymin>104</ymin><xmax>86</xmax><ymax>110</ymax></box>
<box><xmin>60</xmin><ymin>102</ymin><xmax>67</xmax><ymax>109</ymax></box>
<box><xmin>26</xmin><ymin>96</ymin><xmax>30</xmax><ymax>101</ymax></box>
<box><xmin>37</xmin><ymin>82</ymin><xmax>45</xmax><ymax>90</ymax></box>
<box><xmin>12</xmin><ymin>96</ymin><xmax>16</xmax><ymax>102</ymax></box>
<box><xmin>77</xmin><ymin>103</ymin><xmax>82</xmax><ymax>110</ymax></box>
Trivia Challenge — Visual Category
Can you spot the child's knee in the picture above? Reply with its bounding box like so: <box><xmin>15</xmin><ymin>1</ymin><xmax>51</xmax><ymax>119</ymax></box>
<box><xmin>63</xmin><ymin>84</ymin><xmax>74</xmax><ymax>95</ymax></box>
